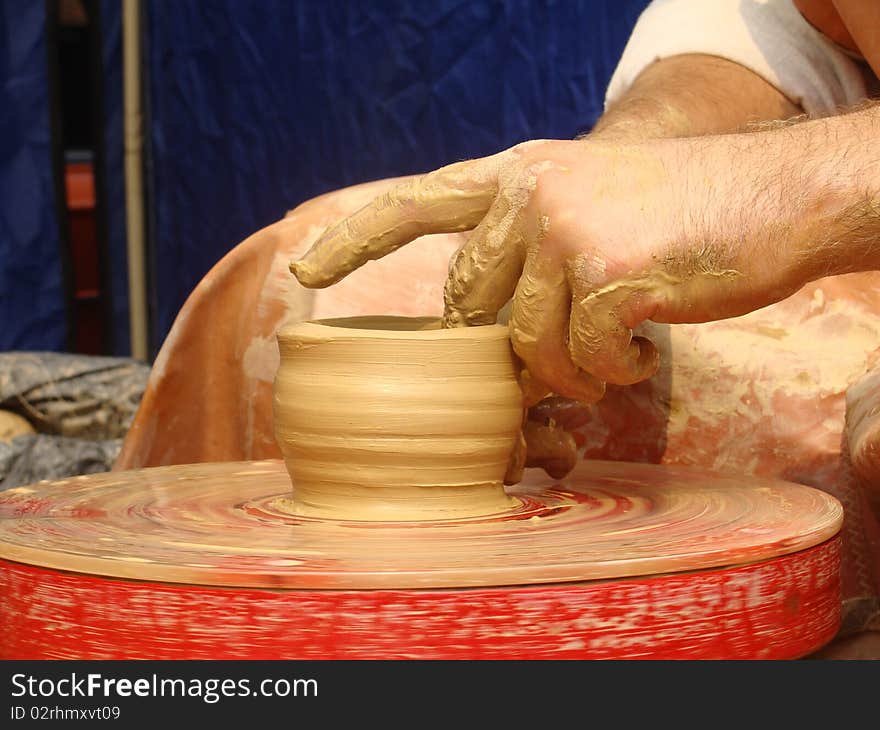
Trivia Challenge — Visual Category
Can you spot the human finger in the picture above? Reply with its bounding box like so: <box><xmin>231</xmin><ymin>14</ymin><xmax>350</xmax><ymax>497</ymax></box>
<box><xmin>290</xmin><ymin>157</ymin><xmax>501</xmax><ymax>288</ymax></box>
<box><xmin>509</xmin><ymin>245</ymin><xmax>605</xmax><ymax>405</ymax></box>
<box><xmin>568</xmin><ymin>282</ymin><xmax>660</xmax><ymax>385</ymax></box>
<box><xmin>442</xmin><ymin>186</ymin><xmax>531</xmax><ymax>327</ymax></box>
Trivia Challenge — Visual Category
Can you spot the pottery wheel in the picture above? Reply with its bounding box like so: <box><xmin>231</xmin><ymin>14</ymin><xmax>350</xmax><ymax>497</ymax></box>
<box><xmin>0</xmin><ymin>459</ymin><xmax>844</xmax><ymax>659</ymax></box>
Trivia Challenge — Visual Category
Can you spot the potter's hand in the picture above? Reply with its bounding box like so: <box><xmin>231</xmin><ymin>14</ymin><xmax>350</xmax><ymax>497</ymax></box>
<box><xmin>504</xmin><ymin>396</ymin><xmax>589</xmax><ymax>483</ymax></box>
<box><xmin>291</xmin><ymin>137</ymin><xmax>816</xmax><ymax>404</ymax></box>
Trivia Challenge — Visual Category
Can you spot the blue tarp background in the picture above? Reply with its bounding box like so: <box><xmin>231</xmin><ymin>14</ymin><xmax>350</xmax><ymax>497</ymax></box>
<box><xmin>143</xmin><ymin>0</ymin><xmax>647</xmax><ymax>355</ymax></box>
<box><xmin>99</xmin><ymin>0</ymin><xmax>130</xmax><ymax>356</ymax></box>
<box><xmin>0</xmin><ymin>0</ymin><xmax>66</xmax><ymax>351</ymax></box>
<box><xmin>2</xmin><ymin>1</ymin><xmax>648</xmax><ymax>355</ymax></box>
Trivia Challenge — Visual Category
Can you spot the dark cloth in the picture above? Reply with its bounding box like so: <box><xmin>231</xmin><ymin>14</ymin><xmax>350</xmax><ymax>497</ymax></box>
<box><xmin>0</xmin><ymin>434</ymin><xmax>123</xmax><ymax>489</ymax></box>
<box><xmin>0</xmin><ymin>352</ymin><xmax>149</xmax><ymax>489</ymax></box>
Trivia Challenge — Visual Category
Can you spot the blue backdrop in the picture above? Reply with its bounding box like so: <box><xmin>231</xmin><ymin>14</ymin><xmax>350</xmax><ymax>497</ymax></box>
<box><xmin>2</xmin><ymin>0</ymin><xmax>648</xmax><ymax>355</ymax></box>
<box><xmin>0</xmin><ymin>0</ymin><xmax>66</xmax><ymax>351</ymax></box>
<box><xmin>142</xmin><ymin>0</ymin><xmax>648</xmax><ymax>355</ymax></box>
<box><xmin>99</xmin><ymin>0</ymin><xmax>130</xmax><ymax>356</ymax></box>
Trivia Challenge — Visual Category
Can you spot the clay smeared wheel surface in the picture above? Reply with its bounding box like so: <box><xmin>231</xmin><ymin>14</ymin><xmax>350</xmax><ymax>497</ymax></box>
<box><xmin>0</xmin><ymin>459</ymin><xmax>842</xmax><ymax>590</ymax></box>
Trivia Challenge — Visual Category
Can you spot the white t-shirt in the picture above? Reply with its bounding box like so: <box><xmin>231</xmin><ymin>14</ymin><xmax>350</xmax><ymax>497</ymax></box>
<box><xmin>605</xmin><ymin>0</ymin><xmax>878</xmax><ymax>118</ymax></box>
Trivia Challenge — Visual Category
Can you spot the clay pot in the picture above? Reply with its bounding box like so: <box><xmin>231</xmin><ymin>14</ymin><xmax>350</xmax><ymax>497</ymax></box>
<box><xmin>273</xmin><ymin>316</ymin><xmax>523</xmax><ymax>520</ymax></box>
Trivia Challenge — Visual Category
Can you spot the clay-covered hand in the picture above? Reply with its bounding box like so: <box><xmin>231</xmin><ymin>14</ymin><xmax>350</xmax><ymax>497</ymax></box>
<box><xmin>501</xmin><ymin>399</ymin><xmax>580</xmax><ymax>485</ymax></box>
<box><xmin>516</xmin><ymin>396</ymin><xmax>591</xmax><ymax>482</ymax></box>
<box><xmin>291</xmin><ymin>137</ymin><xmax>815</xmax><ymax>405</ymax></box>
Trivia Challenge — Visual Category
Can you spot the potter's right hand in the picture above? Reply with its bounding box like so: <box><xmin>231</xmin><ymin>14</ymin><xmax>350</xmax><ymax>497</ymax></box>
<box><xmin>290</xmin><ymin>139</ymin><xmax>635</xmax><ymax>405</ymax></box>
<box><xmin>291</xmin><ymin>136</ymin><xmax>822</xmax><ymax>404</ymax></box>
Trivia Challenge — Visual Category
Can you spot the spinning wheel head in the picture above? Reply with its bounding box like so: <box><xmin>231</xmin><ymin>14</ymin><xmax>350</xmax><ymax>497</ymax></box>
<box><xmin>0</xmin><ymin>459</ymin><xmax>842</xmax><ymax>590</ymax></box>
<box><xmin>0</xmin><ymin>460</ymin><xmax>844</xmax><ymax>659</ymax></box>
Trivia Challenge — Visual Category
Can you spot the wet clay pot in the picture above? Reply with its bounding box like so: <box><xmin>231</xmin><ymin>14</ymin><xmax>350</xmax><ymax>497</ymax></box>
<box><xmin>273</xmin><ymin>316</ymin><xmax>523</xmax><ymax>520</ymax></box>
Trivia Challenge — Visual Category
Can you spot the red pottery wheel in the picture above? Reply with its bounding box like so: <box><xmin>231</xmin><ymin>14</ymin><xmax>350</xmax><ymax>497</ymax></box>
<box><xmin>0</xmin><ymin>459</ymin><xmax>843</xmax><ymax>659</ymax></box>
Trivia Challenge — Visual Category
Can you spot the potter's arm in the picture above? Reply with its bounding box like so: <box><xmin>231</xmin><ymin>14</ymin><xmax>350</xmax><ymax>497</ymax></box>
<box><xmin>291</xmin><ymin>0</ymin><xmax>875</xmax><ymax>344</ymax></box>
<box><xmin>288</xmin><ymin>51</ymin><xmax>799</xmax><ymax>289</ymax></box>
<box><xmin>292</xmin><ymin>101</ymin><xmax>880</xmax><ymax>393</ymax></box>
<box><xmin>289</xmin><ymin>51</ymin><xmax>802</xmax><ymax>293</ymax></box>
<box><xmin>590</xmin><ymin>54</ymin><xmax>801</xmax><ymax>143</ymax></box>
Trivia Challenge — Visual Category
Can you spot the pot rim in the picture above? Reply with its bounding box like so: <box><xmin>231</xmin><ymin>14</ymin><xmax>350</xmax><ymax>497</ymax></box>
<box><xmin>277</xmin><ymin>315</ymin><xmax>511</xmax><ymax>342</ymax></box>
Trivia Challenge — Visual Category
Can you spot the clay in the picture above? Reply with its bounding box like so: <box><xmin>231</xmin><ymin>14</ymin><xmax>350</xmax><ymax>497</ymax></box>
<box><xmin>273</xmin><ymin>315</ymin><xmax>523</xmax><ymax>520</ymax></box>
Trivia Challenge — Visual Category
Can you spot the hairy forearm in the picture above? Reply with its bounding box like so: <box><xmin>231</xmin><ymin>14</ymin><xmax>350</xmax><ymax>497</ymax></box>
<box><xmin>590</xmin><ymin>54</ymin><xmax>803</xmax><ymax>142</ymax></box>
<box><xmin>674</xmin><ymin>103</ymin><xmax>880</xmax><ymax>304</ymax></box>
